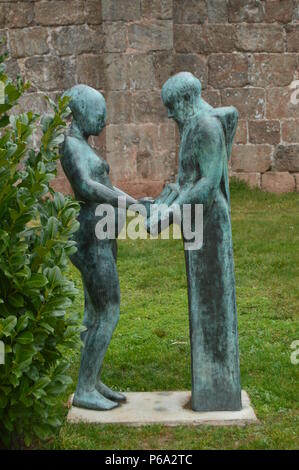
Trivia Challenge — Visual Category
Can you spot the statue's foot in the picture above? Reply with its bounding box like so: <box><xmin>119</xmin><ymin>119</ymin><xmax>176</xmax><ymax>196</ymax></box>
<box><xmin>73</xmin><ymin>389</ymin><xmax>119</xmax><ymax>411</ymax></box>
<box><xmin>96</xmin><ymin>380</ymin><xmax>127</xmax><ymax>403</ymax></box>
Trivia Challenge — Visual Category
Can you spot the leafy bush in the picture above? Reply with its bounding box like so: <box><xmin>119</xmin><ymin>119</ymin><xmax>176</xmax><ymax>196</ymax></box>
<box><xmin>0</xmin><ymin>49</ymin><xmax>82</xmax><ymax>447</ymax></box>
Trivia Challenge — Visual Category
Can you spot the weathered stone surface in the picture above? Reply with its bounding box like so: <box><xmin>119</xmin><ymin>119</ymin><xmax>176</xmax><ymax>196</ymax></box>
<box><xmin>281</xmin><ymin>120</ymin><xmax>299</xmax><ymax>143</ymax></box>
<box><xmin>235</xmin><ymin>25</ymin><xmax>284</xmax><ymax>52</ymax></box>
<box><xmin>208</xmin><ymin>53</ymin><xmax>248</xmax><ymax>88</ymax></box>
<box><xmin>90</xmin><ymin>127</ymin><xmax>107</xmax><ymax>158</ymax></box>
<box><xmin>266</xmin><ymin>87</ymin><xmax>299</xmax><ymax>119</ymax></box>
<box><xmin>231</xmin><ymin>171</ymin><xmax>260</xmax><ymax>188</ymax></box>
<box><xmin>174</xmin><ymin>54</ymin><xmax>208</xmax><ymax>89</ymax></box>
<box><xmin>52</xmin><ymin>25</ymin><xmax>104</xmax><ymax>56</ymax></box>
<box><xmin>152</xmin><ymin>51</ymin><xmax>174</xmax><ymax>87</ymax></box>
<box><xmin>231</xmin><ymin>144</ymin><xmax>272</xmax><ymax>172</ymax></box>
<box><xmin>201</xmin><ymin>88</ymin><xmax>221</xmax><ymax>108</ymax></box>
<box><xmin>106</xmin><ymin>91</ymin><xmax>132</xmax><ymax>124</ymax></box>
<box><xmin>221</xmin><ymin>88</ymin><xmax>265</xmax><ymax>119</ymax></box>
<box><xmin>77</xmin><ymin>54</ymin><xmax>106</xmax><ymax>90</ymax></box>
<box><xmin>128</xmin><ymin>20</ymin><xmax>173</xmax><ymax>51</ymax></box>
<box><xmin>174</xmin><ymin>25</ymin><xmax>235</xmax><ymax>53</ymax></box>
<box><xmin>294</xmin><ymin>173</ymin><xmax>299</xmax><ymax>192</ymax></box>
<box><xmin>264</xmin><ymin>0</ymin><xmax>294</xmax><ymax>23</ymax></box>
<box><xmin>234</xmin><ymin>120</ymin><xmax>247</xmax><ymax>144</ymax></box>
<box><xmin>0</xmin><ymin>2</ymin><xmax>34</xmax><ymax>28</ymax></box>
<box><xmin>285</xmin><ymin>25</ymin><xmax>299</xmax><ymax>52</ymax></box>
<box><xmin>248</xmin><ymin>120</ymin><xmax>280</xmax><ymax>145</ymax></box>
<box><xmin>127</xmin><ymin>54</ymin><xmax>157</xmax><ymax>90</ymax></box>
<box><xmin>132</xmin><ymin>90</ymin><xmax>168</xmax><ymax>123</ymax></box>
<box><xmin>35</xmin><ymin>1</ymin><xmax>85</xmax><ymax>26</ymax></box>
<box><xmin>9</xmin><ymin>27</ymin><xmax>49</xmax><ymax>58</ymax></box>
<box><xmin>293</xmin><ymin>2</ymin><xmax>299</xmax><ymax>21</ymax></box>
<box><xmin>15</xmin><ymin>92</ymin><xmax>48</xmax><ymax>115</ymax></box>
<box><xmin>104</xmin><ymin>22</ymin><xmax>127</xmax><ymax>52</ymax></box>
<box><xmin>261</xmin><ymin>171</ymin><xmax>295</xmax><ymax>193</ymax></box>
<box><xmin>173</xmin><ymin>0</ymin><xmax>207</xmax><ymax>24</ymax></box>
<box><xmin>24</xmin><ymin>56</ymin><xmax>76</xmax><ymax>92</ymax></box>
<box><xmin>103</xmin><ymin>53</ymin><xmax>128</xmax><ymax>90</ymax></box>
<box><xmin>84</xmin><ymin>0</ymin><xmax>102</xmax><ymax>24</ymax></box>
<box><xmin>102</xmin><ymin>0</ymin><xmax>141</xmax><ymax>21</ymax></box>
<box><xmin>228</xmin><ymin>0</ymin><xmax>265</xmax><ymax>23</ymax></box>
<box><xmin>113</xmin><ymin>179</ymin><xmax>165</xmax><ymax>199</ymax></box>
<box><xmin>249</xmin><ymin>54</ymin><xmax>297</xmax><ymax>87</ymax></box>
<box><xmin>207</xmin><ymin>0</ymin><xmax>228</xmax><ymax>23</ymax></box>
<box><xmin>141</xmin><ymin>0</ymin><xmax>173</xmax><ymax>20</ymax></box>
<box><xmin>50</xmin><ymin>176</ymin><xmax>73</xmax><ymax>195</ymax></box>
<box><xmin>273</xmin><ymin>145</ymin><xmax>299</xmax><ymax>172</ymax></box>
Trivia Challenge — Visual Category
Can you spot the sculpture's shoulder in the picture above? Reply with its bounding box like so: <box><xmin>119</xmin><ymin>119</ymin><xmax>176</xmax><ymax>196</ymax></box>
<box><xmin>189</xmin><ymin>114</ymin><xmax>223</xmax><ymax>147</ymax></box>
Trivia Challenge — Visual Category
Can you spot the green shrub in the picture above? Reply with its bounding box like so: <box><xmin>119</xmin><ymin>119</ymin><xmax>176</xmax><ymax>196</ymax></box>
<box><xmin>0</xmin><ymin>49</ymin><xmax>82</xmax><ymax>447</ymax></box>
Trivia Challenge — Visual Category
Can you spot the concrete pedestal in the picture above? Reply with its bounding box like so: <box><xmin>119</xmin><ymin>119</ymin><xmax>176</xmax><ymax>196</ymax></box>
<box><xmin>67</xmin><ymin>390</ymin><xmax>258</xmax><ymax>426</ymax></box>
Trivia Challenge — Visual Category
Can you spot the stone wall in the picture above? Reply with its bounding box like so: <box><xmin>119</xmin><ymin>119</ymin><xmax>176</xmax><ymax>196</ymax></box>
<box><xmin>1</xmin><ymin>0</ymin><xmax>299</xmax><ymax>195</ymax></box>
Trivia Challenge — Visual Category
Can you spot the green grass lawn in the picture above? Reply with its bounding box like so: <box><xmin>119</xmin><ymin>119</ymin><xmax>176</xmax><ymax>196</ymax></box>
<box><xmin>51</xmin><ymin>180</ymin><xmax>298</xmax><ymax>450</ymax></box>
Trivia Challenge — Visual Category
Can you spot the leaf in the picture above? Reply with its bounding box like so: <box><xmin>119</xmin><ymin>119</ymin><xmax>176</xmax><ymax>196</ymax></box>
<box><xmin>16</xmin><ymin>331</ymin><xmax>34</xmax><ymax>344</ymax></box>
<box><xmin>1</xmin><ymin>315</ymin><xmax>17</xmax><ymax>336</ymax></box>
<box><xmin>24</xmin><ymin>273</ymin><xmax>48</xmax><ymax>289</ymax></box>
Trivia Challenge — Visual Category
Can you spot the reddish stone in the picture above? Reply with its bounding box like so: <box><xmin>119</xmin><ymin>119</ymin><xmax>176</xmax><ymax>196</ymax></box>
<box><xmin>106</xmin><ymin>91</ymin><xmax>133</xmax><ymax>125</ymax></box>
<box><xmin>235</xmin><ymin>25</ymin><xmax>284</xmax><ymax>52</ymax></box>
<box><xmin>141</xmin><ymin>0</ymin><xmax>173</xmax><ymax>20</ymax></box>
<box><xmin>52</xmin><ymin>25</ymin><xmax>105</xmax><ymax>56</ymax></box>
<box><xmin>294</xmin><ymin>173</ymin><xmax>299</xmax><ymax>192</ymax></box>
<box><xmin>249</xmin><ymin>54</ymin><xmax>297</xmax><ymax>87</ymax></box>
<box><xmin>0</xmin><ymin>2</ymin><xmax>34</xmax><ymax>28</ymax></box>
<box><xmin>174</xmin><ymin>54</ymin><xmax>208</xmax><ymax>89</ymax></box>
<box><xmin>273</xmin><ymin>144</ymin><xmax>299</xmax><ymax>172</ymax></box>
<box><xmin>208</xmin><ymin>53</ymin><xmax>249</xmax><ymax>88</ymax></box>
<box><xmin>207</xmin><ymin>0</ymin><xmax>228</xmax><ymax>23</ymax></box>
<box><xmin>174</xmin><ymin>24</ymin><xmax>235</xmax><ymax>53</ymax></box>
<box><xmin>227</xmin><ymin>0</ymin><xmax>265</xmax><ymax>23</ymax></box>
<box><xmin>9</xmin><ymin>27</ymin><xmax>49</xmax><ymax>58</ymax></box>
<box><xmin>103</xmin><ymin>22</ymin><xmax>127</xmax><ymax>52</ymax></box>
<box><xmin>281</xmin><ymin>120</ymin><xmax>299</xmax><ymax>143</ymax></box>
<box><xmin>285</xmin><ymin>25</ymin><xmax>299</xmax><ymax>52</ymax></box>
<box><xmin>77</xmin><ymin>54</ymin><xmax>106</xmax><ymax>90</ymax></box>
<box><xmin>128</xmin><ymin>20</ymin><xmax>173</xmax><ymax>51</ymax></box>
<box><xmin>261</xmin><ymin>172</ymin><xmax>295</xmax><ymax>193</ymax></box>
<box><xmin>201</xmin><ymin>88</ymin><xmax>221</xmax><ymax>108</ymax></box>
<box><xmin>264</xmin><ymin>0</ymin><xmax>294</xmax><ymax>23</ymax></box>
<box><xmin>248</xmin><ymin>120</ymin><xmax>280</xmax><ymax>145</ymax></box>
<box><xmin>173</xmin><ymin>0</ymin><xmax>207</xmax><ymax>24</ymax></box>
<box><xmin>231</xmin><ymin>144</ymin><xmax>272</xmax><ymax>172</ymax></box>
<box><xmin>221</xmin><ymin>88</ymin><xmax>265</xmax><ymax>119</ymax></box>
<box><xmin>132</xmin><ymin>90</ymin><xmax>168</xmax><ymax>123</ymax></box>
<box><xmin>84</xmin><ymin>0</ymin><xmax>102</xmax><ymax>24</ymax></box>
<box><xmin>234</xmin><ymin>120</ymin><xmax>247</xmax><ymax>145</ymax></box>
<box><xmin>266</xmin><ymin>87</ymin><xmax>299</xmax><ymax>120</ymax></box>
<box><xmin>35</xmin><ymin>1</ymin><xmax>85</xmax><ymax>26</ymax></box>
<box><xmin>230</xmin><ymin>172</ymin><xmax>260</xmax><ymax>188</ymax></box>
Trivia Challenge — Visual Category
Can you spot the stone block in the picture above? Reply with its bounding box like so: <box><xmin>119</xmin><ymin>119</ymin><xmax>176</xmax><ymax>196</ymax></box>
<box><xmin>201</xmin><ymin>88</ymin><xmax>221</xmax><ymax>108</ymax></box>
<box><xmin>231</xmin><ymin>144</ymin><xmax>272</xmax><ymax>172</ymax></box>
<box><xmin>249</xmin><ymin>54</ymin><xmax>298</xmax><ymax>87</ymax></box>
<box><xmin>273</xmin><ymin>144</ymin><xmax>299</xmax><ymax>172</ymax></box>
<box><xmin>84</xmin><ymin>0</ymin><xmax>102</xmax><ymax>24</ymax></box>
<box><xmin>103</xmin><ymin>53</ymin><xmax>128</xmax><ymax>90</ymax></box>
<box><xmin>15</xmin><ymin>92</ymin><xmax>48</xmax><ymax>115</ymax></box>
<box><xmin>174</xmin><ymin>25</ymin><xmax>235</xmax><ymax>53</ymax></box>
<box><xmin>208</xmin><ymin>53</ymin><xmax>248</xmax><ymax>89</ymax></box>
<box><xmin>227</xmin><ymin>0</ymin><xmax>265</xmax><ymax>23</ymax></box>
<box><xmin>51</xmin><ymin>25</ymin><xmax>104</xmax><ymax>56</ymax></box>
<box><xmin>128</xmin><ymin>20</ymin><xmax>173</xmax><ymax>51</ymax></box>
<box><xmin>235</xmin><ymin>25</ymin><xmax>284</xmax><ymax>52</ymax></box>
<box><xmin>281</xmin><ymin>120</ymin><xmax>299</xmax><ymax>143</ymax></box>
<box><xmin>24</xmin><ymin>56</ymin><xmax>76</xmax><ymax>92</ymax></box>
<box><xmin>234</xmin><ymin>120</ymin><xmax>247</xmax><ymax>144</ymax></box>
<box><xmin>152</xmin><ymin>51</ymin><xmax>174</xmax><ymax>88</ymax></box>
<box><xmin>207</xmin><ymin>0</ymin><xmax>228</xmax><ymax>23</ymax></box>
<box><xmin>106</xmin><ymin>91</ymin><xmax>133</xmax><ymax>124</ymax></box>
<box><xmin>51</xmin><ymin>176</ymin><xmax>73</xmax><ymax>195</ymax></box>
<box><xmin>102</xmin><ymin>0</ymin><xmax>141</xmax><ymax>21</ymax></box>
<box><xmin>173</xmin><ymin>0</ymin><xmax>207</xmax><ymax>24</ymax></box>
<box><xmin>264</xmin><ymin>0</ymin><xmax>294</xmax><ymax>23</ymax></box>
<box><xmin>158</xmin><ymin>122</ymin><xmax>177</xmax><ymax>153</ymax></box>
<box><xmin>35</xmin><ymin>1</ymin><xmax>85</xmax><ymax>26</ymax></box>
<box><xmin>261</xmin><ymin>171</ymin><xmax>295</xmax><ymax>193</ymax></box>
<box><xmin>230</xmin><ymin>172</ymin><xmax>260</xmax><ymax>188</ymax></box>
<box><xmin>174</xmin><ymin>54</ymin><xmax>208</xmax><ymax>89</ymax></box>
<box><xmin>221</xmin><ymin>88</ymin><xmax>265</xmax><ymax>119</ymax></box>
<box><xmin>77</xmin><ymin>54</ymin><xmax>106</xmax><ymax>90</ymax></box>
<box><xmin>9</xmin><ymin>27</ymin><xmax>49</xmax><ymax>58</ymax></box>
<box><xmin>132</xmin><ymin>90</ymin><xmax>167</xmax><ymax>123</ymax></box>
<box><xmin>248</xmin><ymin>120</ymin><xmax>280</xmax><ymax>145</ymax></box>
<box><xmin>266</xmin><ymin>87</ymin><xmax>299</xmax><ymax>119</ymax></box>
<box><xmin>106</xmin><ymin>124</ymin><xmax>139</xmax><ymax>180</ymax></box>
<box><xmin>285</xmin><ymin>25</ymin><xmax>299</xmax><ymax>52</ymax></box>
<box><xmin>127</xmin><ymin>54</ymin><xmax>157</xmax><ymax>90</ymax></box>
<box><xmin>0</xmin><ymin>2</ymin><xmax>34</xmax><ymax>28</ymax></box>
<box><xmin>294</xmin><ymin>173</ymin><xmax>299</xmax><ymax>192</ymax></box>
<box><xmin>103</xmin><ymin>22</ymin><xmax>127</xmax><ymax>52</ymax></box>
<box><xmin>141</xmin><ymin>0</ymin><xmax>173</xmax><ymax>20</ymax></box>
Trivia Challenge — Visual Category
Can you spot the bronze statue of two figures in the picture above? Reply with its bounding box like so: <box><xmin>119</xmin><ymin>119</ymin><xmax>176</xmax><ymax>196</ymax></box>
<box><xmin>60</xmin><ymin>72</ymin><xmax>242</xmax><ymax>413</ymax></box>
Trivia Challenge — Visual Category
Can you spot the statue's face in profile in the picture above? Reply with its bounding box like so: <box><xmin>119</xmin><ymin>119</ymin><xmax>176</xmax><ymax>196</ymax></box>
<box><xmin>83</xmin><ymin>95</ymin><xmax>106</xmax><ymax>136</ymax></box>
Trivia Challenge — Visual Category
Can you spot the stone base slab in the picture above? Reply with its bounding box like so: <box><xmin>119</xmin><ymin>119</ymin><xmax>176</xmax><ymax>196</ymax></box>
<box><xmin>67</xmin><ymin>390</ymin><xmax>258</xmax><ymax>426</ymax></box>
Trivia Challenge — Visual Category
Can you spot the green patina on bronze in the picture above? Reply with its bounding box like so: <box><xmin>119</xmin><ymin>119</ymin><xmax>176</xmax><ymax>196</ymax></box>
<box><xmin>147</xmin><ymin>72</ymin><xmax>242</xmax><ymax>411</ymax></box>
<box><xmin>60</xmin><ymin>85</ymin><xmax>136</xmax><ymax>411</ymax></box>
